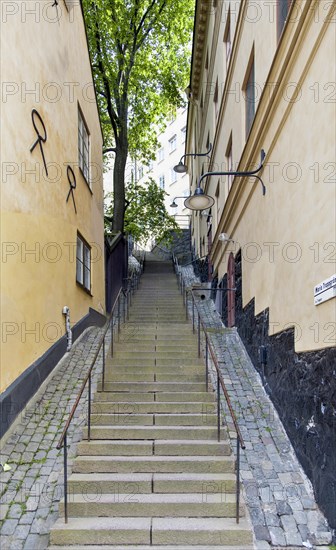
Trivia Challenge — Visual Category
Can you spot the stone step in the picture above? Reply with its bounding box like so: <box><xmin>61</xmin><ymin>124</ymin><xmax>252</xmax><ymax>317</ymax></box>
<box><xmin>49</xmin><ymin>517</ymin><xmax>252</xmax><ymax>546</ymax></box>
<box><xmin>112</xmin><ymin>344</ymin><xmax>197</xmax><ymax>352</ymax></box>
<box><xmin>113</xmin><ymin>354</ymin><xmax>199</xmax><ymax>363</ymax></box>
<box><xmin>89</xmin><ymin>413</ymin><xmax>218</xmax><ymax>426</ymax></box>
<box><xmin>104</xmin><ymin>365</ymin><xmax>204</xmax><ymax>374</ymax></box>
<box><xmin>91</xmin><ymin>402</ymin><xmax>216</xmax><ymax>414</ymax></box>
<box><xmin>59</xmin><ymin>493</ymin><xmax>243</xmax><ymax>518</ymax></box>
<box><xmin>72</xmin><ymin>455</ymin><xmax>235</xmax><ymax>474</ymax></box>
<box><xmin>104</xmin><ymin>359</ymin><xmax>204</xmax><ymax>367</ymax></box>
<box><xmin>97</xmin><ymin>382</ymin><xmax>207</xmax><ymax>392</ymax></box>
<box><xmin>49</xmin><ymin>545</ymin><xmax>253</xmax><ymax>549</ymax></box>
<box><xmin>67</xmin><ymin>472</ymin><xmax>236</xmax><ymax>495</ymax></box>
<box><xmin>94</xmin><ymin>392</ymin><xmax>216</xmax><ymax>403</ymax></box>
<box><xmin>82</xmin><ymin>426</ymin><xmax>222</xmax><ymax>440</ymax></box>
<box><xmin>76</xmin><ymin>440</ymin><xmax>231</xmax><ymax>456</ymax></box>
<box><xmin>104</xmin><ymin>374</ymin><xmax>206</xmax><ymax>383</ymax></box>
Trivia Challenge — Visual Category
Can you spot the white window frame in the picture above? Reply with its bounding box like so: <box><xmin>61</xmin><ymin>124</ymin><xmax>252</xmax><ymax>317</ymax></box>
<box><xmin>76</xmin><ymin>234</ymin><xmax>91</xmax><ymax>292</ymax></box>
<box><xmin>170</xmin><ymin>168</ymin><xmax>177</xmax><ymax>184</ymax></box>
<box><xmin>169</xmin><ymin>135</ymin><xmax>177</xmax><ymax>153</ymax></box>
<box><xmin>78</xmin><ymin>107</ymin><xmax>90</xmax><ymax>187</ymax></box>
<box><xmin>159</xmin><ymin>175</ymin><xmax>165</xmax><ymax>190</ymax></box>
<box><xmin>158</xmin><ymin>147</ymin><xmax>164</xmax><ymax>162</ymax></box>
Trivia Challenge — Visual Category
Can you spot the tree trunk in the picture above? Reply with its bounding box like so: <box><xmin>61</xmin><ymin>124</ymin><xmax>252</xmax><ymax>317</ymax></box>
<box><xmin>112</xmin><ymin>134</ymin><xmax>128</xmax><ymax>233</ymax></box>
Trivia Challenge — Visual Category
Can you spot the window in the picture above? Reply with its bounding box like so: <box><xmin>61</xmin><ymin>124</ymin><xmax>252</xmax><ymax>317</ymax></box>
<box><xmin>181</xmin><ymin>126</ymin><xmax>187</xmax><ymax>144</ymax></box>
<box><xmin>158</xmin><ymin>147</ymin><xmax>164</xmax><ymax>162</ymax></box>
<box><xmin>170</xmin><ymin>169</ymin><xmax>177</xmax><ymax>184</ymax></box>
<box><xmin>138</xmin><ymin>166</ymin><xmax>144</xmax><ymax>180</ymax></box>
<box><xmin>169</xmin><ymin>107</ymin><xmax>177</xmax><ymax>123</ymax></box>
<box><xmin>78</xmin><ymin>108</ymin><xmax>90</xmax><ymax>185</ymax></box>
<box><xmin>226</xmin><ymin>134</ymin><xmax>233</xmax><ymax>191</ymax></box>
<box><xmin>148</xmin><ymin>160</ymin><xmax>153</xmax><ymax>171</ymax></box>
<box><xmin>169</xmin><ymin>135</ymin><xmax>177</xmax><ymax>153</ymax></box>
<box><xmin>244</xmin><ymin>55</ymin><xmax>255</xmax><ymax>139</ymax></box>
<box><xmin>277</xmin><ymin>0</ymin><xmax>293</xmax><ymax>40</ymax></box>
<box><xmin>214</xmin><ymin>78</ymin><xmax>219</xmax><ymax>121</ymax></box>
<box><xmin>159</xmin><ymin>175</ymin><xmax>165</xmax><ymax>190</ymax></box>
<box><xmin>76</xmin><ymin>234</ymin><xmax>91</xmax><ymax>292</ymax></box>
<box><xmin>223</xmin><ymin>8</ymin><xmax>231</xmax><ymax>66</ymax></box>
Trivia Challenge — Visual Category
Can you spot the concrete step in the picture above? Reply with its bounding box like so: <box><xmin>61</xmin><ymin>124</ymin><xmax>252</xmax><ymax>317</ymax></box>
<box><xmin>111</xmin><ymin>351</ymin><xmax>199</xmax><ymax>360</ymax></box>
<box><xmin>91</xmin><ymin>402</ymin><xmax>216</xmax><ymax>414</ymax></box>
<box><xmin>67</xmin><ymin>472</ymin><xmax>236</xmax><ymax>495</ymax></box>
<box><xmin>104</xmin><ymin>373</ymin><xmax>206</xmax><ymax>383</ymax></box>
<box><xmin>96</xmin><ymin>382</ymin><xmax>206</xmax><ymax>392</ymax></box>
<box><xmin>49</xmin><ymin>545</ymin><xmax>254</xmax><ymax>549</ymax></box>
<box><xmin>76</xmin><ymin>439</ymin><xmax>231</xmax><ymax>456</ymax></box>
<box><xmin>49</xmin><ymin>516</ymin><xmax>252</xmax><ymax>546</ymax></box>
<box><xmin>104</xmin><ymin>365</ymin><xmax>204</xmax><ymax>374</ymax></box>
<box><xmin>82</xmin><ymin>426</ymin><xmax>222</xmax><ymax>440</ymax></box>
<box><xmin>94</xmin><ymin>391</ymin><xmax>216</xmax><ymax>403</ymax></box>
<box><xmin>152</xmin><ymin>517</ymin><xmax>253</xmax><ymax>546</ymax></box>
<box><xmin>89</xmin><ymin>413</ymin><xmax>218</xmax><ymax>426</ymax></box>
<box><xmin>72</xmin><ymin>455</ymin><xmax>235</xmax><ymax>474</ymax></box>
<box><xmin>59</xmin><ymin>493</ymin><xmax>243</xmax><ymax>518</ymax></box>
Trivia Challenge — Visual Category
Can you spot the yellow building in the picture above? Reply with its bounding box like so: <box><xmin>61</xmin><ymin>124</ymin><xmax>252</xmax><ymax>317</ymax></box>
<box><xmin>186</xmin><ymin>0</ymin><xmax>336</xmax><ymax>527</ymax></box>
<box><xmin>0</xmin><ymin>0</ymin><xmax>105</xmax><ymax>436</ymax></box>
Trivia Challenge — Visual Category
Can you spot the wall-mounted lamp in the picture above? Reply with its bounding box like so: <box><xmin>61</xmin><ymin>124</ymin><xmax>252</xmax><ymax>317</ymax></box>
<box><xmin>218</xmin><ymin>233</ymin><xmax>234</xmax><ymax>243</ymax></box>
<box><xmin>173</xmin><ymin>143</ymin><xmax>212</xmax><ymax>174</ymax></box>
<box><xmin>170</xmin><ymin>196</ymin><xmax>188</xmax><ymax>208</ymax></box>
<box><xmin>184</xmin><ymin>149</ymin><xmax>266</xmax><ymax>211</ymax></box>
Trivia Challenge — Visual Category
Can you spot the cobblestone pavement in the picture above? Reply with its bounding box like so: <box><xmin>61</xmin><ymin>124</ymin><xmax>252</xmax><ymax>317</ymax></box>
<box><xmin>0</xmin><ymin>325</ymin><xmax>107</xmax><ymax>549</ymax></box>
<box><xmin>179</xmin><ymin>265</ymin><xmax>334</xmax><ymax>549</ymax></box>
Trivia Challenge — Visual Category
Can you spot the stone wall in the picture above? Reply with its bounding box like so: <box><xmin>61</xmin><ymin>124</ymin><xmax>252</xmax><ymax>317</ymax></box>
<box><xmin>221</xmin><ymin>249</ymin><xmax>336</xmax><ymax>529</ymax></box>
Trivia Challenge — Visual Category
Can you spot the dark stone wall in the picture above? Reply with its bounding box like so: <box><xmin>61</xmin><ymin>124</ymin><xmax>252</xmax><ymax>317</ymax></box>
<box><xmin>223</xmin><ymin>249</ymin><xmax>336</xmax><ymax>529</ymax></box>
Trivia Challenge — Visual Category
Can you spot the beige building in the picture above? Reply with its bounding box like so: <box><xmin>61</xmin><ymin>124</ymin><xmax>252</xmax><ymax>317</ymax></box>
<box><xmin>186</xmin><ymin>0</ymin><xmax>336</xmax><ymax>527</ymax></box>
<box><xmin>0</xmin><ymin>0</ymin><xmax>105</xmax><ymax>436</ymax></box>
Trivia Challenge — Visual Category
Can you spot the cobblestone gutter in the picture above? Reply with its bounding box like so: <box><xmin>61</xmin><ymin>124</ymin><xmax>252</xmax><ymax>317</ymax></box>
<box><xmin>178</xmin><ymin>264</ymin><xmax>334</xmax><ymax>550</ymax></box>
<box><xmin>0</xmin><ymin>325</ymin><xmax>108</xmax><ymax>550</ymax></box>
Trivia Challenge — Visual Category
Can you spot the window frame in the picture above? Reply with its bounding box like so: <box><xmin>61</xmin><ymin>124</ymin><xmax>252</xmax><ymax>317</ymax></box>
<box><xmin>277</xmin><ymin>0</ymin><xmax>293</xmax><ymax>41</ymax></box>
<box><xmin>243</xmin><ymin>51</ymin><xmax>255</xmax><ymax>140</ymax></box>
<box><xmin>78</xmin><ymin>106</ymin><xmax>91</xmax><ymax>188</ymax></box>
<box><xmin>159</xmin><ymin>175</ymin><xmax>165</xmax><ymax>190</ymax></box>
<box><xmin>76</xmin><ymin>233</ymin><xmax>91</xmax><ymax>293</ymax></box>
<box><xmin>169</xmin><ymin>135</ymin><xmax>177</xmax><ymax>153</ymax></box>
<box><xmin>158</xmin><ymin>147</ymin><xmax>164</xmax><ymax>163</ymax></box>
<box><xmin>223</xmin><ymin>7</ymin><xmax>231</xmax><ymax>66</ymax></box>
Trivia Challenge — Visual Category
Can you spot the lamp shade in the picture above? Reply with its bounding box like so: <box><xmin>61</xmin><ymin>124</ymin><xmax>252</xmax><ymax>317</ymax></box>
<box><xmin>173</xmin><ymin>162</ymin><xmax>188</xmax><ymax>174</ymax></box>
<box><xmin>184</xmin><ymin>188</ymin><xmax>215</xmax><ymax>210</ymax></box>
<box><xmin>170</xmin><ymin>201</ymin><xmax>178</xmax><ymax>208</ymax></box>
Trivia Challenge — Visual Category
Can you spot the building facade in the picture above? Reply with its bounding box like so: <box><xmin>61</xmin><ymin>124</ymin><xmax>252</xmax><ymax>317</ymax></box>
<box><xmin>186</xmin><ymin>0</ymin><xmax>336</xmax><ymax>526</ymax></box>
<box><xmin>136</xmin><ymin>107</ymin><xmax>191</xmax><ymax>230</ymax></box>
<box><xmin>0</xmin><ymin>0</ymin><xmax>106</xmax><ymax>436</ymax></box>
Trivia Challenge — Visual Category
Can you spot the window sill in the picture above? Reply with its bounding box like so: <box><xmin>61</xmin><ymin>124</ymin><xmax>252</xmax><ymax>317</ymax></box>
<box><xmin>76</xmin><ymin>281</ymin><xmax>93</xmax><ymax>296</ymax></box>
<box><xmin>79</xmin><ymin>167</ymin><xmax>93</xmax><ymax>195</ymax></box>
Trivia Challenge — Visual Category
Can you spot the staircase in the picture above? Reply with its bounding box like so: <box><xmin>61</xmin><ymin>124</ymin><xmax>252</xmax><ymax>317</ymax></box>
<box><xmin>49</xmin><ymin>258</ymin><xmax>253</xmax><ymax>548</ymax></box>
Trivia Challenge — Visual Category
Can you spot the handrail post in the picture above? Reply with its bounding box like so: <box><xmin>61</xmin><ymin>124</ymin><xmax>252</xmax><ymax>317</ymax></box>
<box><xmin>123</xmin><ymin>292</ymin><xmax>126</xmax><ymax>323</ymax></box>
<box><xmin>205</xmin><ymin>341</ymin><xmax>209</xmax><ymax>391</ymax></box>
<box><xmin>217</xmin><ymin>373</ymin><xmax>221</xmax><ymax>442</ymax></box>
<box><xmin>185</xmin><ymin>290</ymin><xmax>188</xmax><ymax>320</ymax></box>
<box><xmin>111</xmin><ymin>312</ymin><xmax>114</xmax><ymax>357</ymax></box>
<box><xmin>102</xmin><ymin>337</ymin><xmax>106</xmax><ymax>391</ymax></box>
<box><xmin>63</xmin><ymin>433</ymin><xmax>68</xmax><ymax>523</ymax></box>
<box><xmin>88</xmin><ymin>372</ymin><xmax>91</xmax><ymax>441</ymax></box>
<box><xmin>182</xmin><ymin>279</ymin><xmax>185</xmax><ymax>305</ymax></box>
<box><xmin>192</xmin><ymin>298</ymin><xmax>195</xmax><ymax>333</ymax></box>
<box><xmin>236</xmin><ymin>436</ymin><xmax>240</xmax><ymax>524</ymax></box>
<box><xmin>118</xmin><ymin>294</ymin><xmax>121</xmax><ymax>337</ymax></box>
<box><xmin>197</xmin><ymin>313</ymin><xmax>201</xmax><ymax>358</ymax></box>
<box><xmin>180</xmin><ymin>273</ymin><xmax>183</xmax><ymax>294</ymax></box>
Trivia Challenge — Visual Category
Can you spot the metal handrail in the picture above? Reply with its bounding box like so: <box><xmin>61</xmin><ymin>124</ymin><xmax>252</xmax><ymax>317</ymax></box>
<box><xmin>173</xmin><ymin>256</ymin><xmax>245</xmax><ymax>524</ymax></box>
<box><xmin>56</xmin><ymin>270</ymin><xmax>142</xmax><ymax>523</ymax></box>
<box><xmin>189</xmin><ymin>289</ymin><xmax>245</xmax><ymax>524</ymax></box>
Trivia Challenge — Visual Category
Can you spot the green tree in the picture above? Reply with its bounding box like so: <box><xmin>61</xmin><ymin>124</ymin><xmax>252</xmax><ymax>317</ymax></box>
<box><xmin>82</xmin><ymin>0</ymin><xmax>194</xmax><ymax>232</ymax></box>
<box><xmin>105</xmin><ymin>178</ymin><xmax>181</xmax><ymax>244</ymax></box>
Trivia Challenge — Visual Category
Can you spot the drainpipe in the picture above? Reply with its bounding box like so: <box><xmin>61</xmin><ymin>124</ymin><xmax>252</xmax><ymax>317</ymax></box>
<box><xmin>62</xmin><ymin>306</ymin><xmax>72</xmax><ymax>351</ymax></box>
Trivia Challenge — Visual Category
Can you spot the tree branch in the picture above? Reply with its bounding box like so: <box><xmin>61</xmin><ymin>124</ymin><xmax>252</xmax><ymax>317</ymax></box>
<box><xmin>103</xmin><ymin>147</ymin><xmax>117</xmax><ymax>154</ymax></box>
